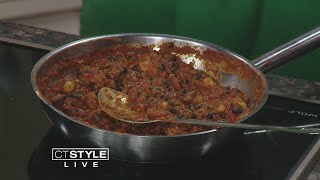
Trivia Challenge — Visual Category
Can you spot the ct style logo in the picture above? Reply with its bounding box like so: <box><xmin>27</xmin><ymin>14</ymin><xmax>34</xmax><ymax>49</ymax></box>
<box><xmin>52</xmin><ymin>148</ymin><xmax>109</xmax><ymax>168</ymax></box>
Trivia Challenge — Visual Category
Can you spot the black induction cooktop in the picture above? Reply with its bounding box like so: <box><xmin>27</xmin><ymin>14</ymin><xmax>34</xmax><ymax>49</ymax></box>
<box><xmin>0</xmin><ymin>41</ymin><xmax>320</xmax><ymax>180</ymax></box>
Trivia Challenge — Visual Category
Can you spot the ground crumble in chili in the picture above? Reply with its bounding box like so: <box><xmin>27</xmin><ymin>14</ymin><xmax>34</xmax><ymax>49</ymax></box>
<box><xmin>37</xmin><ymin>43</ymin><xmax>250</xmax><ymax>135</ymax></box>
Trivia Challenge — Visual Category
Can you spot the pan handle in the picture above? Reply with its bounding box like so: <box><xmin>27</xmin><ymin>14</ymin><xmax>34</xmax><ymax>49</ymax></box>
<box><xmin>252</xmin><ymin>26</ymin><xmax>320</xmax><ymax>73</ymax></box>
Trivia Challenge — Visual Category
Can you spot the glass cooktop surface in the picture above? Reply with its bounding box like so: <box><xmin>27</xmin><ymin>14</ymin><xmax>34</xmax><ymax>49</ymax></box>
<box><xmin>0</xmin><ymin>42</ymin><xmax>319</xmax><ymax>180</ymax></box>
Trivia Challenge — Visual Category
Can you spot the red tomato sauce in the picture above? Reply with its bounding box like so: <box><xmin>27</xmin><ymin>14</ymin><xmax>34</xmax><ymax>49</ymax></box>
<box><xmin>37</xmin><ymin>43</ymin><xmax>250</xmax><ymax>135</ymax></box>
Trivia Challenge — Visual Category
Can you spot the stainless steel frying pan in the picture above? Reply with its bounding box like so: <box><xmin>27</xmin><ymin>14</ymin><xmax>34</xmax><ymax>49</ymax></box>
<box><xmin>31</xmin><ymin>27</ymin><xmax>320</xmax><ymax>162</ymax></box>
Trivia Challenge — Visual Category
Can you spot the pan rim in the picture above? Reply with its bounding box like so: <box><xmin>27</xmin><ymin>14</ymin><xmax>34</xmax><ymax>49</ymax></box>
<box><xmin>31</xmin><ymin>33</ymin><xmax>269</xmax><ymax>139</ymax></box>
